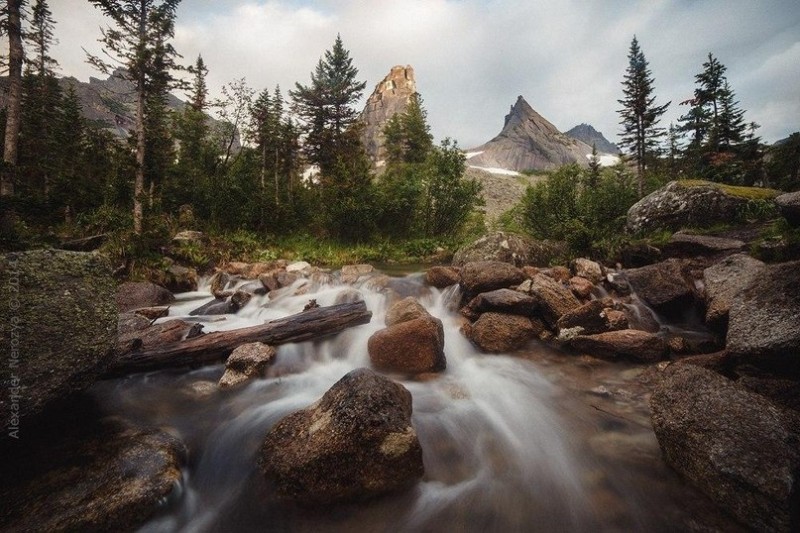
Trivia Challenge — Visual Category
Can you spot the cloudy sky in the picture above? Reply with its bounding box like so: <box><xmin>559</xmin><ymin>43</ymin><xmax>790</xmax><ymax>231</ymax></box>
<box><xmin>48</xmin><ymin>0</ymin><xmax>800</xmax><ymax>147</ymax></box>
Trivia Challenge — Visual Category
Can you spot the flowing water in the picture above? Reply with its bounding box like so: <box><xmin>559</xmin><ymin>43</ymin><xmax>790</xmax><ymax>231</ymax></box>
<box><xmin>93</xmin><ymin>272</ymin><xmax>739</xmax><ymax>532</ymax></box>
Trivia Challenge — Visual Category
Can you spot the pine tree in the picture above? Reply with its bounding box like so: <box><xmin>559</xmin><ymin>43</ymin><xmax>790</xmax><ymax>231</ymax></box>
<box><xmin>87</xmin><ymin>0</ymin><xmax>183</xmax><ymax>234</ymax></box>
<box><xmin>2</xmin><ymin>0</ymin><xmax>25</xmax><ymax>198</ymax></box>
<box><xmin>290</xmin><ymin>34</ymin><xmax>366</xmax><ymax>175</ymax></box>
<box><xmin>617</xmin><ymin>36</ymin><xmax>670</xmax><ymax>196</ymax></box>
<box><xmin>586</xmin><ymin>143</ymin><xmax>601</xmax><ymax>187</ymax></box>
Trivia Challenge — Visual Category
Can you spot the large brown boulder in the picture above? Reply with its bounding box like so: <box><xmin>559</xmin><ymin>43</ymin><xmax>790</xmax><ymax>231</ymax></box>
<box><xmin>650</xmin><ymin>364</ymin><xmax>800</xmax><ymax>532</ymax></box>
<box><xmin>259</xmin><ymin>368</ymin><xmax>424</xmax><ymax>505</ymax></box>
<box><xmin>556</xmin><ymin>299</ymin><xmax>628</xmax><ymax>337</ymax></box>
<box><xmin>368</xmin><ymin>316</ymin><xmax>446</xmax><ymax>374</ymax></box>
<box><xmin>116</xmin><ymin>281</ymin><xmax>175</xmax><ymax>312</ymax></box>
<box><xmin>464</xmin><ymin>312</ymin><xmax>539</xmax><ymax>353</ymax></box>
<box><xmin>0</xmin><ymin>250</ymin><xmax>117</xmax><ymax>432</ymax></box>
<box><xmin>625</xmin><ymin>258</ymin><xmax>695</xmax><ymax>315</ymax></box>
<box><xmin>461</xmin><ymin>288</ymin><xmax>538</xmax><ymax>321</ymax></box>
<box><xmin>0</xmin><ymin>414</ymin><xmax>185</xmax><ymax>532</ymax></box>
<box><xmin>727</xmin><ymin>260</ymin><xmax>800</xmax><ymax>369</ymax></box>
<box><xmin>459</xmin><ymin>260</ymin><xmax>526</xmax><ymax>295</ymax></box>
<box><xmin>702</xmin><ymin>253</ymin><xmax>765</xmax><ymax>335</ymax></box>
<box><xmin>452</xmin><ymin>232</ymin><xmax>535</xmax><ymax>267</ymax></box>
<box><xmin>425</xmin><ymin>266</ymin><xmax>460</xmax><ymax>288</ymax></box>
<box><xmin>570</xmin><ymin>258</ymin><xmax>604</xmax><ymax>284</ymax></box>
<box><xmin>524</xmin><ymin>273</ymin><xmax>581</xmax><ymax>327</ymax></box>
<box><xmin>776</xmin><ymin>191</ymin><xmax>800</xmax><ymax>227</ymax></box>
<box><xmin>384</xmin><ymin>297</ymin><xmax>429</xmax><ymax>327</ymax></box>
<box><xmin>567</xmin><ymin>329</ymin><xmax>668</xmax><ymax>363</ymax></box>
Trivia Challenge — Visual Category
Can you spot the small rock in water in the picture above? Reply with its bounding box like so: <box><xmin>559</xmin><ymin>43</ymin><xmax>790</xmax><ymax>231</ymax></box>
<box><xmin>219</xmin><ymin>342</ymin><xmax>276</xmax><ymax>389</ymax></box>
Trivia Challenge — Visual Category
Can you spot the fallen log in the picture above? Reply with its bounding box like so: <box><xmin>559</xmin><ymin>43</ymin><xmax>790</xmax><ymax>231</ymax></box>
<box><xmin>104</xmin><ymin>301</ymin><xmax>372</xmax><ymax>378</ymax></box>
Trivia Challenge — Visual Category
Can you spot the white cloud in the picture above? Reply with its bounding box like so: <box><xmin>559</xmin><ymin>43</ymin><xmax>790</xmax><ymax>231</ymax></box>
<box><xmin>43</xmin><ymin>0</ymin><xmax>800</xmax><ymax>146</ymax></box>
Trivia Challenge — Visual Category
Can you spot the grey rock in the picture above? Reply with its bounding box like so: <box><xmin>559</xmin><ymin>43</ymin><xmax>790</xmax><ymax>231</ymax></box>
<box><xmin>625</xmin><ymin>258</ymin><xmax>695</xmax><ymax>315</ymax></box>
<box><xmin>462</xmin><ymin>288</ymin><xmax>538</xmax><ymax>321</ymax></box>
<box><xmin>703</xmin><ymin>253</ymin><xmax>765</xmax><ymax>334</ymax></box>
<box><xmin>219</xmin><ymin>342</ymin><xmax>276</xmax><ymax>389</ymax></box>
<box><xmin>452</xmin><ymin>232</ymin><xmax>537</xmax><ymax>267</ymax></box>
<box><xmin>776</xmin><ymin>191</ymin><xmax>800</xmax><ymax>227</ymax></box>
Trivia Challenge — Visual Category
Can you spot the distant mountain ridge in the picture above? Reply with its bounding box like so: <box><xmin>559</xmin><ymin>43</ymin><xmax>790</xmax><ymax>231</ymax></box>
<box><xmin>467</xmin><ymin>96</ymin><xmax>594</xmax><ymax>172</ymax></box>
<box><xmin>565</xmin><ymin>123</ymin><xmax>620</xmax><ymax>155</ymax></box>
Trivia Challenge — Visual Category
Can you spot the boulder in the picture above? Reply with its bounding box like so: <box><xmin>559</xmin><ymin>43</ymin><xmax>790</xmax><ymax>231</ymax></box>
<box><xmin>452</xmin><ymin>232</ymin><xmax>535</xmax><ymax>267</ymax></box>
<box><xmin>385</xmin><ymin>297</ymin><xmax>428</xmax><ymax>327</ymax></box>
<box><xmin>541</xmin><ymin>266</ymin><xmax>571</xmax><ymax>282</ymax></box>
<box><xmin>571</xmin><ymin>258</ymin><xmax>604</xmax><ymax>284</ymax></box>
<box><xmin>568</xmin><ymin>276</ymin><xmax>595</xmax><ymax>299</ymax></box>
<box><xmin>556</xmin><ymin>299</ymin><xmax>628</xmax><ymax>337</ymax></box>
<box><xmin>368</xmin><ymin>316</ymin><xmax>446</xmax><ymax>374</ymax></box>
<box><xmin>626</xmin><ymin>180</ymin><xmax>773</xmax><ymax>234</ymax></box>
<box><xmin>425</xmin><ymin>266</ymin><xmax>460</xmax><ymax>288</ymax></box>
<box><xmin>625</xmin><ymin>259</ymin><xmax>695</xmax><ymax>315</ymax></box>
<box><xmin>459</xmin><ymin>260</ymin><xmax>526</xmax><ymax>295</ymax></box>
<box><xmin>650</xmin><ymin>364</ymin><xmax>800</xmax><ymax>532</ymax></box>
<box><xmin>465</xmin><ymin>312</ymin><xmax>538</xmax><ymax>353</ymax></box>
<box><xmin>703</xmin><ymin>253</ymin><xmax>765</xmax><ymax>334</ymax></box>
<box><xmin>164</xmin><ymin>264</ymin><xmax>199</xmax><ymax>293</ymax></box>
<box><xmin>619</xmin><ymin>242</ymin><xmax>662</xmax><ymax>268</ymax></box>
<box><xmin>461</xmin><ymin>288</ymin><xmax>538</xmax><ymax>321</ymax></box>
<box><xmin>0</xmin><ymin>250</ymin><xmax>117</xmax><ymax>429</ymax></box>
<box><xmin>116</xmin><ymin>281</ymin><xmax>175</xmax><ymax>312</ymax></box>
<box><xmin>219</xmin><ymin>342</ymin><xmax>276</xmax><ymax>389</ymax></box>
<box><xmin>727</xmin><ymin>260</ymin><xmax>800</xmax><ymax>368</ymax></box>
<box><xmin>776</xmin><ymin>191</ymin><xmax>800</xmax><ymax>227</ymax></box>
<box><xmin>189</xmin><ymin>290</ymin><xmax>252</xmax><ymax>316</ymax></box>
<box><xmin>0</xmin><ymin>414</ymin><xmax>185</xmax><ymax>532</ymax></box>
<box><xmin>133</xmin><ymin>306</ymin><xmax>169</xmax><ymax>320</ymax></box>
<box><xmin>567</xmin><ymin>329</ymin><xmax>668</xmax><ymax>363</ymax></box>
<box><xmin>663</xmin><ymin>232</ymin><xmax>745</xmax><ymax>258</ymax></box>
<box><xmin>258</xmin><ymin>368</ymin><xmax>424</xmax><ymax>505</ymax></box>
<box><xmin>209</xmin><ymin>271</ymin><xmax>232</xmax><ymax>297</ymax></box>
<box><xmin>286</xmin><ymin>261</ymin><xmax>311</xmax><ymax>274</ymax></box>
<box><xmin>341</xmin><ymin>264</ymin><xmax>374</xmax><ymax>284</ymax></box>
<box><xmin>525</xmin><ymin>273</ymin><xmax>581</xmax><ymax>327</ymax></box>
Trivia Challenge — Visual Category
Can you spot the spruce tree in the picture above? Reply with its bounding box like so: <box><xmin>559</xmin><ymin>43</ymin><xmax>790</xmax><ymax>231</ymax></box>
<box><xmin>617</xmin><ymin>36</ymin><xmax>670</xmax><ymax>196</ymax></box>
<box><xmin>87</xmin><ymin>0</ymin><xmax>183</xmax><ymax>235</ymax></box>
<box><xmin>2</xmin><ymin>0</ymin><xmax>25</xmax><ymax>198</ymax></box>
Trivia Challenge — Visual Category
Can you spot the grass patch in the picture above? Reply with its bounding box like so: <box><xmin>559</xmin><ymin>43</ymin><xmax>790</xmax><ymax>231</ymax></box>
<box><xmin>676</xmin><ymin>179</ymin><xmax>782</xmax><ymax>200</ymax></box>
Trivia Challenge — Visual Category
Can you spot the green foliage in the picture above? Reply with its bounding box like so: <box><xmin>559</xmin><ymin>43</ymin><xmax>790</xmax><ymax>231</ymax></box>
<box><xmin>520</xmin><ymin>164</ymin><xmax>638</xmax><ymax>256</ymax></box>
<box><xmin>766</xmin><ymin>132</ymin><xmax>800</xmax><ymax>192</ymax></box>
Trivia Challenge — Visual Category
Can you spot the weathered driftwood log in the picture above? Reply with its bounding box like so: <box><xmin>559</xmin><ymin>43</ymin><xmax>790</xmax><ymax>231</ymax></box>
<box><xmin>105</xmin><ymin>301</ymin><xmax>372</xmax><ymax>377</ymax></box>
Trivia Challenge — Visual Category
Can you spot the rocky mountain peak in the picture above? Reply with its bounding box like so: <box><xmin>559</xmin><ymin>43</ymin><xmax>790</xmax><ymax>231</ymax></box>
<box><xmin>467</xmin><ymin>95</ymin><xmax>593</xmax><ymax>172</ymax></box>
<box><xmin>359</xmin><ymin>65</ymin><xmax>417</xmax><ymax>168</ymax></box>
<box><xmin>565</xmin><ymin>123</ymin><xmax>620</xmax><ymax>155</ymax></box>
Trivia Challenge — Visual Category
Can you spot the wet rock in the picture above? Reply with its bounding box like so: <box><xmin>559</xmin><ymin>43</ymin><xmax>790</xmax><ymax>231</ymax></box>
<box><xmin>117</xmin><ymin>281</ymin><xmax>175</xmax><ymax>312</ymax></box>
<box><xmin>165</xmin><ymin>263</ymin><xmax>199</xmax><ymax>293</ymax></box>
<box><xmin>776</xmin><ymin>191</ymin><xmax>800</xmax><ymax>227</ymax></box>
<box><xmin>526</xmin><ymin>273</ymin><xmax>581</xmax><ymax>327</ymax></box>
<box><xmin>626</xmin><ymin>180</ymin><xmax>760</xmax><ymax>234</ymax></box>
<box><xmin>368</xmin><ymin>316</ymin><xmax>446</xmax><ymax>374</ymax></box>
<box><xmin>286</xmin><ymin>261</ymin><xmax>311</xmax><ymax>275</ymax></box>
<box><xmin>571</xmin><ymin>258</ymin><xmax>604</xmax><ymax>284</ymax></box>
<box><xmin>209</xmin><ymin>270</ymin><xmax>233</xmax><ymax>297</ymax></box>
<box><xmin>190</xmin><ymin>290</ymin><xmax>252</xmax><ymax>316</ymax></box>
<box><xmin>0</xmin><ymin>250</ymin><xmax>117</xmax><ymax>428</ymax></box>
<box><xmin>664</xmin><ymin>232</ymin><xmax>745</xmax><ymax>258</ymax></box>
<box><xmin>341</xmin><ymin>264</ymin><xmax>374</xmax><ymax>284</ymax></box>
<box><xmin>219</xmin><ymin>342</ymin><xmax>276</xmax><ymax>389</ymax></box>
<box><xmin>541</xmin><ymin>266</ymin><xmax>571</xmax><ymax>282</ymax></box>
<box><xmin>334</xmin><ymin>288</ymin><xmax>364</xmax><ymax>305</ymax></box>
<box><xmin>385</xmin><ymin>297</ymin><xmax>428</xmax><ymax>326</ymax></box>
<box><xmin>425</xmin><ymin>265</ymin><xmax>460</xmax><ymax>288</ymax></box>
<box><xmin>259</xmin><ymin>368</ymin><xmax>424</xmax><ymax>505</ymax></box>
<box><xmin>703</xmin><ymin>253</ymin><xmax>765</xmax><ymax>335</ymax></box>
<box><xmin>461</xmin><ymin>288</ymin><xmax>538</xmax><ymax>321</ymax></box>
<box><xmin>727</xmin><ymin>260</ymin><xmax>800</xmax><ymax>370</ymax></box>
<box><xmin>465</xmin><ymin>312</ymin><xmax>538</xmax><ymax>353</ymax></box>
<box><xmin>567</xmin><ymin>329</ymin><xmax>668</xmax><ymax>363</ymax></box>
<box><xmin>459</xmin><ymin>260</ymin><xmax>526</xmax><ymax>295</ymax></box>
<box><xmin>0</xmin><ymin>413</ymin><xmax>185</xmax><ymax>532</ymax></box>
<box><xmin>650</xmin><ymin>364</ymin><xmax>800</xmax><ymax>532</ymax></box>
<box><xmin>556</xmin><ymin>299</ymin><xmax>628</xmax><ymax>337</ymax></box>
<box><xmin>625</xmin><ymin>259</ymin><xmax>695</xmax><ymax>316</ymax></box>
<box><xmin>224</xmin><ymin>261</ymin><xmax>283</xmax><ymax>279</ymax></box>
<box><xmin>452</xmin><ymin>231</ymin><xmax>535</xmax><ymax>267</ymax></box>
<box><xmin>568</xmin><ymin>276</ymin><xmax>595</xmax><ymax>299</ymax></box>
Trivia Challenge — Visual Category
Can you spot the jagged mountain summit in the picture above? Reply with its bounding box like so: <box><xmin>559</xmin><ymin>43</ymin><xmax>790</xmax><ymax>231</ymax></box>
<box><xmin>467</xmin><ymin>96</ymin><xmax>593</xmax><ymax>172</ymax></box>
<box><xmin>565</xmin><ymin>123</ymin><xmax>620</xmax><ymax>155</ymax></box>
<box><xmin>359</xmin><ymin>65</ymin><xmax>417</xmax><ymax>168</ymax></box>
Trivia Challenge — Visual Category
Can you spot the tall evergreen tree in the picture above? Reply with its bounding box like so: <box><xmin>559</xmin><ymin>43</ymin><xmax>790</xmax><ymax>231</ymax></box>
<box><xmin>617</xmin><ymin>36</ymin><xmax>670</xmax><ymax>196</ymax></box>
<box><xmin>87</xmin><ymin>0</ymin><xmax>183</xmax><ymax>234</ymax></box>
<box><xmin>2</xmin><ymin>0</ymin><xmax>25</xmax><ymax>198</ymax></box>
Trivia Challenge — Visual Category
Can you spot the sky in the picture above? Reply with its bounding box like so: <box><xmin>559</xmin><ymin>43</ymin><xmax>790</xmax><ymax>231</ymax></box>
<box><xmin>45</xmin><ymin>0</ymin><xmax>800</xmax><ymax>147</ymax></box>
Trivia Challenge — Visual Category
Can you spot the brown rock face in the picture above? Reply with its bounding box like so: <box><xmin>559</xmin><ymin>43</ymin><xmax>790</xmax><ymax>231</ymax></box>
<box><xmin>567</xmin><ymin>329</ymin><xmax>668</xmax><ymax>363</ymax></box>
<box><xmin>526</xmin><ymin>273</ymin><xmax>581</xmax><ymax>327</ymax></box>
<box><xmin>467</xmin><ymin>95</ymin><xmax>593</xmax><ymax>172</ymax></box>
<box><xmin>117</xmin><ymin>281</ymin><xmax>175</xmax><ymax>312</ymax></box>
<box><xmin>259</xmin><ymin>368</ymin><xmax>424</xmax><ymax>505</ymax></box>
<box><xmin>462</xmin><ymin>288</ymin><xmax>538</xmax><ymax>321</ymax></box>
<box><xmin>702</xmin><ymin>253</ymin><xmax>765</xmax><ymax>335</ymax></box>
<box><xmin>557</xmin><ymin>299</ymin><xmax>628</xmax><ymax>337</ymax></box>
<box><xmin>368</xmin><ymin>316</ymin><xmax>446</xmax><ymax>374</ymax></box>
<box><xmin>385</xmin><ymin>297</ymin><xmax>429</xmax><ymax>327</ymax></box>
<box><xmin>650</xmin><ymin>364</ymin><xmax>800</xmax><ymax>532</ymax></box>
<box><xmin>466</xmin><ymin>312</ymin><xmax>538</xmax><ymax>353</ymax></box>
<box><xmin>460</xmin><ymin>260</ymin><xmax>526</xmax><ymax>295</ymax></box>
<box><xmin>360</xmin><ymin>65</ymin><xmax>417</xmax><ymax>168</ymax></box>
<box><xmin>425</xmin><ymin>266</ymin><xmax>461</xmax><ymax>288</ymax></box>
<box><xmin>218</xmin><ymin>342</ymin><xmax>276</xmax><ymax>389</ymax></box>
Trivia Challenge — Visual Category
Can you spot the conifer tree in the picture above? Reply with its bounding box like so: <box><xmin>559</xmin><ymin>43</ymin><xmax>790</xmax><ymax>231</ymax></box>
<box><xmin>617</xmin><ymin>36</ymin><xmax>670</xmax><ymax>196</ymax></box>
<box><xmin>586</xmin><ymin>143</ymin><xmax>601</xmax><ymax>187</ymax></box>
<box><xmin>87</xmin><ymin>0</ymin><xmax>183</xmax><ymax>234</ymax></box>
<box><xmin>2</xmin><ymin>0</ymin><xmax>25</xmax><ymax>198</ymax></box>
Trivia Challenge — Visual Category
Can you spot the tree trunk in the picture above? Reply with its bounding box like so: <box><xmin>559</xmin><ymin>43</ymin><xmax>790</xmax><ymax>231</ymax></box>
<box><xmin>105</xmin><ymin>301</ymin><xmax>372</xmax><ymax>377</ymax></box>
<box><xmin>1</xmin><ymin>0</ymin><xmax>24</xmax><ymax>198</ymax></box>
<box><xmin>133</xmin><ymin>0</ymin><xmax>147</xmax><ymax>235</ymax></box>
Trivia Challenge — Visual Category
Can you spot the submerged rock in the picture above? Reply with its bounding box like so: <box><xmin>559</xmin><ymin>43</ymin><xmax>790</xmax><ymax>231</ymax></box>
<box><xmin>0</xmin><ymin>250</ymin><xmax>117</xmax><ymax>429</ymax></box>
<box><xmin>258</xmin><ymin>368</ymin><xmax>424</xmax><ymax>505</ymax></box>
<box><xmin>650</xmin><ymin>363</ymin><xmax>800</xmax><ymax>532</ymax></box>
